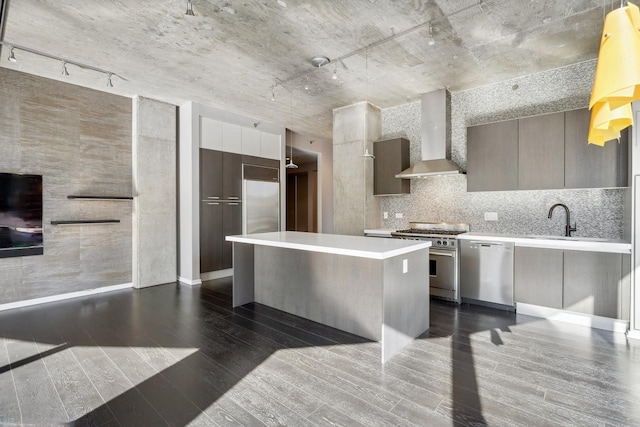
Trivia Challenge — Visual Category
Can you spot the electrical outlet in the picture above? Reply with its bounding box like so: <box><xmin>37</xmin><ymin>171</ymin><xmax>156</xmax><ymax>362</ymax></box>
<box><xmin>402</xmin><ymin>259</ymin><xmax>408</xmax><ymax>274</ymax></box>
<box><xmin>484</xmin><ymin>212</ymin><xmax>498</xmax><ymax>221</ymax></box>
<box><xmin>383</xmin><ymin>211</ymin><xmax>388</xmax><ymax>219</ymax></box>
<box><xmin>395</xmin><ymin>213</ymin><xmax>403</xmax><ymax>219</ymax></box>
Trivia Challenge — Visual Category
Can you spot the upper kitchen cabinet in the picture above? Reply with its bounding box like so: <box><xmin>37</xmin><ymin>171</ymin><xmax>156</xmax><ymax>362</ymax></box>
<box><xmin>373</xmin><ymin>138</ymin><xmax>410</xmax><ymax>195</ymax></box>
<box><xmin>467</xmin><ymin>119</ymin><xmax>519</xmax><ymax>192</ymax></box>
<box><xmin>518</xmin><ymin>112</ymin><xmax>565</xmax><ymax>190</ymax></box>
<box><xmin>261</xmin><ymin>133</ymin><xmax>281</xmax><ymax>160</ymax></box>
<box><xmin>200</xmin><ymin>117</ymin><xmax>223</xmax><ymax>151</ymax></box>
<box><xmin>200</xmin><ymin>148</ymin><xmax>223</xmax><ymax>199</ymax></box>
<box><xmin>222</xmin><ymin>123</ymin><xmax>242</xmax><ymax>154</ymax></box>
<box><xmin>241</xmin><ymin>127</ymin><xmax>261</xmax><ymax>157</ymax></box>
<box><xmin>564</xmin><ymin>108</ymin><xmax>629</xmax><ymax>189</ymax></box>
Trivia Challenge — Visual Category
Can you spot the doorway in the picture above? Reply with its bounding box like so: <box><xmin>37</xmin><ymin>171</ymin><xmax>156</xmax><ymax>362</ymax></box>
<box><xmin>286</xmin><ymin>146</ymin><xmax>318</xmax><ymax>232</ymax></box>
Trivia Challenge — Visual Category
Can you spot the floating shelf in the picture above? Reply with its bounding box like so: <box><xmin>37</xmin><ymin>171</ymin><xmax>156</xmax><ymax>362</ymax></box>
<box><xmin>51</xmin><ymin>220</ymin><xmax>120</xmax><ymax>225</ymax></box>
<box><xmin>67</xmin><ymin>195</ymin><xmax>133</xmax><ymax>200</ymax></box>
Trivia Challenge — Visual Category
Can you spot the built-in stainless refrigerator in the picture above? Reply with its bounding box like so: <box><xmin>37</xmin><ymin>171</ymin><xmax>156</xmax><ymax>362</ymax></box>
<box><xmin>243</xmin><ymin>164</ymin><xmax>280</xmax><ymax>234</ymax></box>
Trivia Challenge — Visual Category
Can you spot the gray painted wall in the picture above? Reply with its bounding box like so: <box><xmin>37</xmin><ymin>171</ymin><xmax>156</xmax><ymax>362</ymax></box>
<box><xmin>380</xmin><ymin>59</ymin><xmax>625</xmax><ymax>239</ymax></box>
<box><xmin>0</xmin><ymin>68</ymin><xmax>133</xmax><ymax>304</ymax></box>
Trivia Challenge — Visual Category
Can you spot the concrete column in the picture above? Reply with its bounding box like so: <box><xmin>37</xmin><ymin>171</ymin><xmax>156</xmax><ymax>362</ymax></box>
<box><xmin>332</xmin><ymin>102</ymin><xmax>382</xmax><ymax>235</ymax></box>
<box><xmin>132</xmin><ymin>96</ymin><xmax>177</xmax><ymax>288</ymax></box>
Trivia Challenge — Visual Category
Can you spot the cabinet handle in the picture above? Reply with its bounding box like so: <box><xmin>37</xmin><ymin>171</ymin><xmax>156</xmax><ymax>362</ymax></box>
<box><xmin>207</xmin><ymin>202</ymin><xmax>220</xmax><ymax>205</ymax></box>
<box><xmin>207</xmin><ymin>196</ymin><xmax>220</xmax><ymax>199</ymax></box>
<box><xmin>228</xmin><ymin>196</ymin><xmax>240</xmax><ymax>200</ymax></box>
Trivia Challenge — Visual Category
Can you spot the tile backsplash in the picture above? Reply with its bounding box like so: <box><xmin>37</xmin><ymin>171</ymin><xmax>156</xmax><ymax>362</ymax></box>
<box><xmin>379</xmin><ymin>60</ymin><xmax>626</xmax><ymax>239</ymax></box>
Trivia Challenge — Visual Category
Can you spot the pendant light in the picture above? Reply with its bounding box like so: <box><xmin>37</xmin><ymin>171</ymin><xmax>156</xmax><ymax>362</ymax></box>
<box><xmin>285</xmin><ymin>144</ymin><xmax>298</xmax><ymax>169</ymax></box>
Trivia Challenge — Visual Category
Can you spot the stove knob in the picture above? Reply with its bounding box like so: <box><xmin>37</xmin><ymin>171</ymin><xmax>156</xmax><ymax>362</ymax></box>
<box><xmin>442</xmin><ymin>241</ymin><xmax>448</xmax><ymax>246</ymax></box>
<box><xmin>436</xmin><ymin>240</ymin><xmax>442</xmax><ymax>246</ymax></box>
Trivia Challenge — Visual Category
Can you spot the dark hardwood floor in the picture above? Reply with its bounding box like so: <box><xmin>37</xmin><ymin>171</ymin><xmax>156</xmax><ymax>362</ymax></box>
<box><xmin>1</xmin><ymin>278</ymin><xmax>639</xmax><ymax>426</ymax></box>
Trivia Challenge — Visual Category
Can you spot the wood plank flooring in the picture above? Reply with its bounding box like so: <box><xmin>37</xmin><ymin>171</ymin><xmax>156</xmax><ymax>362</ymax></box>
<box><xmin>0</xmin><ymin>278</ymin><xmax>639</xmax><ymax>426</ymax></box>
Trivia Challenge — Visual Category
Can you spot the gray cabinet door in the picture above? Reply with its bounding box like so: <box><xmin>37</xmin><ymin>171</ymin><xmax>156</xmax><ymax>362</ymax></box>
<box><xmin>514</xmin><ymin>247</ymin><xmax>563</xmax><ymax>308</ymax></box>
<box><xmin>200</xmin><ymin>201</ymin><xmax>223</xmax><ymax>272</ymax></box>
<box><xmin>200</xmin><ymin>148</ymin><xmax>222</xmax><ymax>199</ymax></box>
<box><xmin>373</xmin><ymin>138</ymin><xmax>410</xmax><ymax>195</ymax></box>
<box><xmin>518</xmin><ymin>112</ymin><xmax>564</xmax><ymax>190</ymax></box>
<box><xmin>467</xmin><ymin>120</ymin><xmax>518</xmax><ymax>192</ymax></box>
<box><xmin>222</xmin><ymin>202</ymin><xmax>242</xmax><ymax>269</ymax></box>
<box><xmin>564</xmin><ymin>108</ymin><xmax>628</xmax><ymax>189</ymax></box>
<box><xmin>563</xmin><ymin>250</ymin><xmax>622</xmax><ymax>318</ymax></box>
<box><xmin>223</xmin><ymin>152</ymin><xmax>243</xmax><ymax>199</ymax></box>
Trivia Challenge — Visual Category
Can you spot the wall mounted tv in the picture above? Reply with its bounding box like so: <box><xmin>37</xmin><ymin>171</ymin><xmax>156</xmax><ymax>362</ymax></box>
<box><xmin>0</xmin><ymin>173</ymin><xmax>43</xmax><ymax>258</ymax></box>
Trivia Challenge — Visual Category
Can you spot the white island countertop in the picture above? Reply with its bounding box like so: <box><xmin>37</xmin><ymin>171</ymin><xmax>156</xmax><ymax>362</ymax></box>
<box><xmin>227</xmin><ymin>231</ymin><xmax>431</xmax><ymax>259</ymax></box>
<box><xmin>458</xmin><ymin>232</ymin><xmax>631</xmax><ymax>254</ymax></box>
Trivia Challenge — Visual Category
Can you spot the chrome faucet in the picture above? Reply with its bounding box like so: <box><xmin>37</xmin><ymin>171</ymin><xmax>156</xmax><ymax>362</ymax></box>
<box><xmin>548</xmin><ymin>203</ymin><xmax>577</xmax><ymax>237</ymax></box>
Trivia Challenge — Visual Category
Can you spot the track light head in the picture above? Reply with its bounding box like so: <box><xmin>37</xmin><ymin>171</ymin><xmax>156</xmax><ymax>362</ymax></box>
<box><xmin>270</xmin><ymin>85</ymin><xmax>276</xmax><ymax>101</ymax></box>
<box><xmin>107</xmin><ymin>73</ymin><xmax>114</xmax><ymax>87</ymax></box>
<box><xmin>61</xmin><ymin>61</ymin><xmax>69</xmax><ymax>76</ymax></box>
<box><xmin>427</xmin><ymin>23</ymin><xmax>435</xmax><ymax>46</ymax></box>
<box><xmin>8</xmin><ymin>47</ymin><xmax>16</xmax><ymax>63</ymax></box>
<box><xmin>186</xmin><ymin>0</ymin><xmax>195</xmax><ymax>15</ymax></box>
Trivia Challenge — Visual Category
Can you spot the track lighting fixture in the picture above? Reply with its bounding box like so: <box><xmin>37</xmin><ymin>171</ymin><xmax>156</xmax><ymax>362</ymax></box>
<box><xmin>332</xmin><ymin>63</ymin><xmax>338</xmax><ymax>80</ymax></box>
<box><xmin>304</xmin><ymin>77</ymin><xmax>309</xmax><ymax>91</ymax></box>
<box><xmin>7</xmin><ymin>46</ymin><xmax>16</xmax><ymax>62</ymax></box>
<box><xmin>186</xmin><ymin>0</ymin><xmax>195</xmax><ymax>16</ymax></box>
<box><xmin>1</xmin><ymin>41</ymin><xmax>122</xmax><ymax>87</ymax></box>
<box><xmin>427</xmin><ymin>23</ymin><xmax>435</xmax><ymax>46</ymax></box>
<box><xmin>270</xmin><ymin>85</ymin><xmax>276</xmax><ymax>101</ymax></box>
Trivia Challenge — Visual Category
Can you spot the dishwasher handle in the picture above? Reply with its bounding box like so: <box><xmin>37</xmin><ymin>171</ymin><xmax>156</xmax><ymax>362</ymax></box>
<box><xmin>470</xmin><ymin>241</ymin><xmax>503</xmax><ymax>247</ymax></box>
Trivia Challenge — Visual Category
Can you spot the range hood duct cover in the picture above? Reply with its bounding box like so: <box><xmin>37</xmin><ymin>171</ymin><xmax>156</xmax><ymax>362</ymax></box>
<box><xmin>395</xmin><ymin>89</ymin><xmax>461</xmax><ymax>178</ymax></box>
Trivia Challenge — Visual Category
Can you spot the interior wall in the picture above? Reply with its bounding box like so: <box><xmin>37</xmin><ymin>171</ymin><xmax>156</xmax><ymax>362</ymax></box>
<box><xmin>289</xmin><ymin>130</ymin><xmax>333</xmax><ymax>233</ymax></box>
<box><xmin>380</xmin><ymin>60</ymin><xmax>626</xmax><ymax>239</ymax></box>
<box><xmin>133</xmin><ymin>96</ymin><xmax>177</xmax><ymax>288</ymax></box>
<box><xmin>0</xmin><ymin>68</ymin><xmax>133</xmax><ymax>304</ymax></box>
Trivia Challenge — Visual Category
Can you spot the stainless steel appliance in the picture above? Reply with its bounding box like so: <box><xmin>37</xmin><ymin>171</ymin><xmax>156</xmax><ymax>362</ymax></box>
<box><xmin>460</xmin><ymin>239</ymin><xmax>514</xmax><ymax>308</ymax></box>
<box><xmin>390</xmin><ymin>222</ymin><xmax>470</xmax><ymax>302</ymax></box>
<box><xmin>243</xmin><ymin>165</ymin><xmax>280</xmax><ymax>234</ymax></box>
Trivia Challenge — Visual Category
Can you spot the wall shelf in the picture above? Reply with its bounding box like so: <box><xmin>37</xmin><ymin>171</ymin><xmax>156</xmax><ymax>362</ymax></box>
<box><xmin>51</xmin><ymin>220</ymin><xmax>120</xmax><ymax>225</ymax></box>
<box><xmin>67</xmin><ymin>195</ymin><xmax>133</xmax><ymax>200</ymax></box>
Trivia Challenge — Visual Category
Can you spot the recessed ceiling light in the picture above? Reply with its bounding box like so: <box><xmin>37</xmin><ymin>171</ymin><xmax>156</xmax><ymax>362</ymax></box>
<box><xmin>277</xmin><ymin>0</ymin><xmax>287</xmax><ymax>7</ymax></box>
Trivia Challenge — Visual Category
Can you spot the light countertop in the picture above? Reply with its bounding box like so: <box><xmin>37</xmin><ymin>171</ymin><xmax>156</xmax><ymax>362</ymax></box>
<box><xmin>457</xmin><ymin>232</ymin><xmax>631</xmax><ymax>254</ymax></box>
<box><xmin>226</xmin><ymin>231</ymin><xmax>431</xmax><ymax>259</ymax></box>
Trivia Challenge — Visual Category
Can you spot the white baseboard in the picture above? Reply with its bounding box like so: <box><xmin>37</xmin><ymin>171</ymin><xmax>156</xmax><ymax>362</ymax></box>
<box><xmin>517</xmin><ymin>303</ymin><xmax>629</xmax><ymax>333</ymax></box>
<box><xmin>177</xmin><ymin>276</ymin><xmax>203</xmax><ymax>286</ymax></box>
<box><xmin>0</xmin><ymin>283</ymin><xmax>133</xmax><ymax>312</ymax></box>
<box><xmin>200</xmin><ymin>269</ymin><xmax>233</xmax><ymax>281</ymax></box>
<box><xmin>627</xmin><ymin>329</ymin><xmax>640</xmax><ymax>340</ymax></box>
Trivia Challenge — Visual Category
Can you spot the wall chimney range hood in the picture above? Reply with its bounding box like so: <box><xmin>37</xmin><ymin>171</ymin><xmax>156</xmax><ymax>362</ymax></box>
<box><xmin>395</xmin><ymin>89</ymin><xmax>462</xmax><ymax>178</ymax></box>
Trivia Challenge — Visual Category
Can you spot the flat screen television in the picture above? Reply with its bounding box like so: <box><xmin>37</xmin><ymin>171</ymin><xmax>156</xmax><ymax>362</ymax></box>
<box><xmin>0</xmin><ymin>173</ymin><xmax>43</xmax><ymax>258</ymax></box>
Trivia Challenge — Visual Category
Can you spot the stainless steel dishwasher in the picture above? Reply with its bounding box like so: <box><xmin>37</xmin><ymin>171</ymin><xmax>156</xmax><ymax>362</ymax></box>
<box><xmin>460</xmin><ymin>239</ymin><xmax>514</xmax><ymax>308</ymax></box>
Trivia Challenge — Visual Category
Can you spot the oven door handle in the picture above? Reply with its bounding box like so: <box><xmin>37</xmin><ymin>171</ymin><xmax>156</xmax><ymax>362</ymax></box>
<box><xmin>430</xmin><ymin>250</ymin><xmax>455</xmax><ymax>257</ymax></box>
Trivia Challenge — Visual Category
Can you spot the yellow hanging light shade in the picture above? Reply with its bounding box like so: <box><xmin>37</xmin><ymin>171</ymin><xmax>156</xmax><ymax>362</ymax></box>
<box><xmin>588</xmin><ymin>2</ymin><xmax>640</xmax><ymax>145</ymax></box>
<box><xmin>588</xmin><ymin>101</ymin><xmax>633</xmax><ymax>146</ymax></box>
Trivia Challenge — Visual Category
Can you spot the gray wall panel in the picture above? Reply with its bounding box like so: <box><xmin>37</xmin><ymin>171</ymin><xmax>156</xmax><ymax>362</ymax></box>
<box><xmin>0</xmin><ymin>68</ymin><xmax>132</xmax><ymax>304</ymax></box>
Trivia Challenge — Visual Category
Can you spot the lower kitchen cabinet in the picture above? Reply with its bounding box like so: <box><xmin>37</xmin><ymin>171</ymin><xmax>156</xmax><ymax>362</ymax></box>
<box><xmin>514</xmin><ymin>247</ymin><xmax>629</xmax><ymax>320</ymax></box>
<box><xmin>222</xmin><ymin>202</ymin><xmax>242</xmax><ymax>269</ymax></box>
<box><xmin>563</xmin><ymin>250</ymin><xmax>623</xmax><ymax>319</ymax></box>
<box><xmin>200</xmin><ymin>201</ymin><xmax>223</xmax><ymax>272</ymax></box>
<box><xmin>514</xmin><ymin>247</ymin><xmax>563</xmax><ymax>309</ymax></box>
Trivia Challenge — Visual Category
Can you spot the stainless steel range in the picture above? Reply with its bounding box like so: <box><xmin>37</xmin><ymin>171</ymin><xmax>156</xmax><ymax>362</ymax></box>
<box><xmin>391</xmin><ymin>222</ymin><xmax>469</xmax><ymax>302</ymax></box>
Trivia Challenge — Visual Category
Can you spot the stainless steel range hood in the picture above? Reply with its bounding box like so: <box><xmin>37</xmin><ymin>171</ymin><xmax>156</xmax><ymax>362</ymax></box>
<box><xmin>395</xmin><ymin>89</ymin><xmax>461</xmax><ymax>178</ymax></box>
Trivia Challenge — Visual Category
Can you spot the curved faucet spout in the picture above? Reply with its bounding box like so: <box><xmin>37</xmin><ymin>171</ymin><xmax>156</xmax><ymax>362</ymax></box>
<box><xmin>548</xmin><ymin>203</ymin><xmax>577</xmax><ymax>237</ymax></box>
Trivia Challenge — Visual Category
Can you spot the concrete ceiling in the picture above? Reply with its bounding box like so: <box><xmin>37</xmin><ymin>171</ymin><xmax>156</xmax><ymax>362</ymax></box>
<box><xmin>0</xmin><ymin>0</ymin><xmax>608</xmax><ymax>139</ymax></box>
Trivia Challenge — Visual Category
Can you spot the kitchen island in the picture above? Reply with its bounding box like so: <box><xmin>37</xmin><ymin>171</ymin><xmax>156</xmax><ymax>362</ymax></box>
<box><xmin>226</xmin><ymin>231</ymin><xmax>431</xmax><ymax>362</ymax></box>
